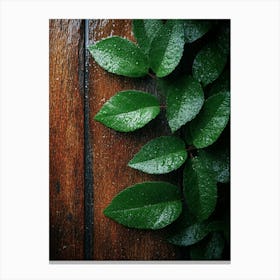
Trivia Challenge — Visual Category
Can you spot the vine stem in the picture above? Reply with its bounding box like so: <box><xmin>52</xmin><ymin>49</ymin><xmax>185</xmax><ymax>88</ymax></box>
<box><xmin>187</xmin><ymin>145</ymin><xmax>196</xmax><ymax>152</ymax></box>
<box><xmin>148</xmin><ymin>72</ymin><xmax>156</xmax><ymax>79</ymax></box>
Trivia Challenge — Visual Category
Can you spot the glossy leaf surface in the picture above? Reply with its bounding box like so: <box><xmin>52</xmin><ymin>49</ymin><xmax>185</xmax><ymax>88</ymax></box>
<box><xmin>133</xmin><ymin>19</ymin><xmax>163</xmax><ymax>55</ymax></box>
<box><xmin>192</xmin><ymin>44</ymin><xmax>227</xmax><ymax>86</ymax></box>
<box><xmin>167</xmin><ymin>221</ymin><xmax>210</xmax><ymax>246</ymax></box>
<box><xmin>104</xmin><ymin>181</ymin><xmax>182</xmax><ymax>230</ymax></box>
<box><xmin>150</xmin><ymin>20</ymin><xmax>185</xmax><ymax>77</ymax></box>
<box><xmin>190</xmin><ymin>92</ymin><xmax>230</xmax><ymax>148</ymax></box>
<box><xmin>88</xmin><ymin>36</ymin><xmax>149</xmax><ymax>77</ymax></box>
<box><xmin>166</xmin><ymin>209</ymin><xmax>225</xmax><ymax>247</ymax></box>
<box><xmin>184</xmin><ymin>20</ymin><xmax>212</xmax><ymax>43</ymax></box>
<box><xmin>192</xmin><ymin>26</ymin><xmax>229</xmax><ymax>86</ymax></box>
<box><xmin>198</xmin><ymin>148</ymin><xmax>230</xmax><ymax>183</ymax></box>
<box><xmin>183</xmin><ymin>157</ymin><xmax>217</xmax><ymax>221</ymax></box>
<box><xmin>128</xmin><ymin>136</ymin><xmax>187</xmax><ymax>174</ymax></box>
<box><xmin>94</xmin><ymin>90</ymin><xmax>160</xmax><ymax>132</ymax></box>
<box><xmin>166</xmin><ymin>75</ymin><xmax>204</xmax><ymax>133</ymax></box>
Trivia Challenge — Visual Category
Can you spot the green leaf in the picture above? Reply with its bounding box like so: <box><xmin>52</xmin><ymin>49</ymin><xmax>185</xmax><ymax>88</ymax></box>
<box><xmin>94</xmin><ymin>90</ymin><xmax>160</xmax><ymax>132</ymax></box>
<box><xmin>192</xmin><ymin>43</ymin><xmax>227</xmax><ymax>86</ymax></box>
<box><xmin>208</xmin><ymin>68</ymin><xmax>230</xmax><ymax>97</ymax></box>
<box><xmin>132</xmin><ymin>19</ymin><xmax>163</xmax><ymax>55</ymax></box>
<box><xmin>88</xmin><ymin>36</ymin><xmax>149</xmax><ymax>77</ymax></box>
<box><xmin>183</xmin><ymin>157</ymin><xmax>217</xmax><ymax>221</ymax></box>
<box><xmin>166</xmin><ymin>75</ymin><xmax>204</xmax><ymax>133</ymax></box>
<box><xmin>167</xmin><ymin>221</ymin><xmax>210</xmax><ymax>246</ymax></box>
<box><xmin>128</xmin><ymin>136</ymin><xmax>187</xmax><ymax>174</ymax></box>
<box><xmin>192</xmin><ymin>26</ymin><xmax>229</xmax><ymax>86</ymax></box>
<box><xmin>204</xmin><ymin>232</ymin><xmax>225</xmax><ymax>259</ymax></box>
<box><xmin>150</xmin><ymin>20</ymin><xmax>185</xmax><ymax>77</ymax></box>
<box><xmin>184</xmin><ymin>20</ymin><xmax>212</xmax><ymax>43</ymax></box>
<box><xmin>190</xmin><ymin>232</ymin><xmax>225</xmax><ymax>260</ymax></box>
<box><xmin>104</xmin><ymin>181</ymin><xmax>182</xmax><ymax>230</ymax></box>
<box><xmin>198</xmin><ymin>148</ymin><xmax>230</xmax><ymax>183</ymax></box>
<box><xmin>166</xmin><ymin>207</ymin><xmax>224</xmax><ymax>246</ymax></box>
<box><xmin>190</xmin><ymin>92</ymin><xmax>230</xmax><ymax>148</ymax></box>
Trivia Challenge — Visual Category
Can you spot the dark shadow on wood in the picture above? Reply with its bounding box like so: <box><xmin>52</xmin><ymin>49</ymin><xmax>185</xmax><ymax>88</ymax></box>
<box><xmin>83</xmin><ymin>19</ymin><xmax>94</xmax><ymax>260</ymax></box>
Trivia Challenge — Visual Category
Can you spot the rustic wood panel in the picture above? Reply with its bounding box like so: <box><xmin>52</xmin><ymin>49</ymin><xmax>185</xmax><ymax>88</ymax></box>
<box><xmin>88</xmin><ymin>19</ymin><xmax>182</xmax><ymax>260</ymax></box>
<box><xmin>49</xmin><ymin>19</ymin><xmax>85</xmax><ymax>260</ymax></box>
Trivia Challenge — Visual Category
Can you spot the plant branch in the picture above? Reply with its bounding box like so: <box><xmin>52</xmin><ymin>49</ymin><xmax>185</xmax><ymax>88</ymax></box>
<box><xmin>187</xmin><ymin>145</ymin><xmax>196</xmax><ymax>152</ymax></box>
<box><xmin>148</xmin><ymin>72</ymin><xmax>156</xmax><ymax>79</ymax></box>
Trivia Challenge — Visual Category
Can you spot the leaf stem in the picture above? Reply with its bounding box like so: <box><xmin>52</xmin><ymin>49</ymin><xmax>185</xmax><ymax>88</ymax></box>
<box><xmin>187</xmin><ymin>145</ymin><xmax>196</xmax><ymax>152</ymax></box>
<box><xmin>148</xmin><ymin>72</ymin><xmax>156</xmax><ymax>79</ymax></box>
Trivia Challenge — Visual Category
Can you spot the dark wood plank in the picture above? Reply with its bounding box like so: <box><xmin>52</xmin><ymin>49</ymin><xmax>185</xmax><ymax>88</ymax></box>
<box><xmin>49</xmin><ymin>19</ymin><xmax>85</xmax><ymax>260</ymax></box>
<box><xmin>88</xmin><ymin>19</ymin><xmax>182</xmax><ymax>260</ymax></box>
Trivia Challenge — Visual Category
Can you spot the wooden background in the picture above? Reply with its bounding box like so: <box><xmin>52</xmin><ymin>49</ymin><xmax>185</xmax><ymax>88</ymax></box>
<box><xmin>50</xmin><ymin>19</ymin><xmax>184</xmax><ymax>260</ymax></box>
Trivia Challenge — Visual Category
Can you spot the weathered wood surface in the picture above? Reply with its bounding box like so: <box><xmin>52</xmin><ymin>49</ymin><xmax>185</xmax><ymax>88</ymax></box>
<box><xmin>88</xmin><ymin>19</ymin><xmax>182</xmax><ymax>260</ymax></box>
<box><xmin>49</xmin><ymin>19</ymin><xmax>85</xmax><ymax>260</ymax></box>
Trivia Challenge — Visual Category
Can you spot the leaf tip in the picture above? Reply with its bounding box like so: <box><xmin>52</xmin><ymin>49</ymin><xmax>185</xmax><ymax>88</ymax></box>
<box><xmin>127</xmin><ymin>160</ymin><xmax>133</xmax><ymax>168</ymax></box>
<box><xmin>93</xmin><ymin>112</ymin><xmax>101</xmax><ymax>122</ymax></box>
<box><xmin>103</xmin><ymin>206</ymin><xmax>111</xmax><ymax>217</ymax></box>
<box><xmin>170</xmin><ymin>125</ymin><xmax>178</xmax><ymax>134</ymax></box>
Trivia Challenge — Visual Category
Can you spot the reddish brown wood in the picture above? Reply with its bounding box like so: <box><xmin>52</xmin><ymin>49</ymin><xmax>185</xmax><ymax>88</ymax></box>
<box><xmin>49</xmin><ymin>19</ymin><xmax>84</xmax><ymax>260</ymax></box>
<box><xmin>88</xmin><ymin>19</ymin><xmax>182</xmax><ymax>260</ymax></box>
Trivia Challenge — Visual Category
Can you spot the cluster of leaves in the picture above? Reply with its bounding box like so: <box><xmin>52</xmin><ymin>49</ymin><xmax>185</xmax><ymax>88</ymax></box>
<box><xmin>88</xmin><ymin>19</ymin><xmax>230</xmax><ymax>260</ymax></box>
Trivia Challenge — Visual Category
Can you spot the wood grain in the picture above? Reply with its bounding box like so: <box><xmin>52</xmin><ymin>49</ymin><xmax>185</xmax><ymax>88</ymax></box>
<box><xmin>49</xmin><ymin>19</ymin><xmax>85</xmax><ymax>260</ymax></box>
<box><xmin>88</xmin><ymin>19</ymin><xmax>182</xmax><ymax>260</ymax></box>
